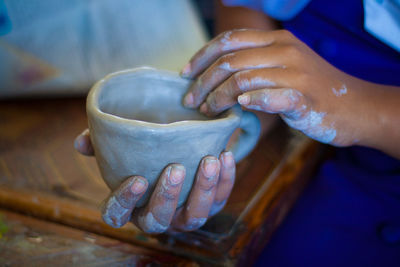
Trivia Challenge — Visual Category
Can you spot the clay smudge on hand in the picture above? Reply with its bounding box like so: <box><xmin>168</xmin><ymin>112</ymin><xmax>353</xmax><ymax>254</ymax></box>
<box><xmin>137</xmin><ymin>165</ymin><xmax>185</xmax><ymax>233</ymax></box>
<box><xmin>174</xmin><ymin>157</ymin><xmax>220</xmax><ymax>231</ymax></box>
<box><xmin>238</xmin><ymin>88</ymin><xmax>337</xmax><ymax>144</ymax></box>
<box><xmin>101</xmin><ymin>196</ymin><xmax>131</xmax><ymax>228</ymax></box>
<box><xmin>238</xmin><ymin>77</ymin><xmax>275</xmax><ymax>91</ymax></box>
<box><xmin>101</xmin><ymin>177</ymin><xmax>147</xmax><ymax>228</ymax></box>
<box><xmin>282</xmin><ymin>110</ymin><xmax>337</xmax><ymax>144</ymax></box>
<box><xmin>220</xmin><ymin>30</ymin><xmax>257</xmax><ymax>51</ymax></box>
<box><xmin>238</xmin><ymin>88</ymin><xmax>302</xmax><ymax>115</ymax></box>
<box><xmin>332</xmin><ymin>84</ymin><xmax>348</xmax><ymax>97</ymax></box>
<box><xmin>218</xmin><ymin>62</ymin><xmax>273</xmax><ymax>72</ymax></box>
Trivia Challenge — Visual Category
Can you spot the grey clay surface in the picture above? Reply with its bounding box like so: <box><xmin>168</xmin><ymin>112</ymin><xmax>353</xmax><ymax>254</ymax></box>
<box><xmin>87</xmin><ymin>67</ymin><xmax>260</xmax><ymax>207</ymax></box>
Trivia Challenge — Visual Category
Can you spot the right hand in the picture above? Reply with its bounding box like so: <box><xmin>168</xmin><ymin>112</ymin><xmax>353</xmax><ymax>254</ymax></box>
<box><xmin>74</xmin><ymin>129</ymin><xmax>236</xmax><ymax>233</ymax></box>
<box><xmin>180</xmin><ymin>29</ymin><xmax>376</xmax><ymax>147</ymax></box>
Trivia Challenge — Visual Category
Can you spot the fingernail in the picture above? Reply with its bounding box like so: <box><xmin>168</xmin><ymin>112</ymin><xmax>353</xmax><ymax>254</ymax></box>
<box><xmin>200</xmin><ymin>103</ymin><xmax>208</xmax><ymax>114</ymax></box>
<box><xmin>169</xmin><ymin>165</ymin><xmax>185</xmax><ymax>185</ymax></box>
<box><xmin>238</xmin><ymin>94</ymin><xmax>250</xmax><ymax>105</ymax></box>
<box><xmin>131</xmin><ymin>177</ymin><xmax>146</xmax><ymax>194</ymax></box>
<box><xmin>203</xmin><ymin>158</ymin><xmax>218</xmax><ymax>178</ymax></box>
<box><xmin>181</xmin><ymin>63</ymin><xmax>191</xmax><ymax>77</ymax></box>
<box><xmin>221</xmin><ymin>151</ymin><xmax>235</xmax><ymax>168</ymax></box>
<box><xmin>183</xmin><ymin>92</ymin><xmax>194</xmax><ymax>107</ymax></box>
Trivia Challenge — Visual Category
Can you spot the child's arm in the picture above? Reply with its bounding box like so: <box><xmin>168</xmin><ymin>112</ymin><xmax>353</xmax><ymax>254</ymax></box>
<box><xmin>215</xmin><ymin>0</ymin><xmax>279</xmax><ymax>33</ymax></box>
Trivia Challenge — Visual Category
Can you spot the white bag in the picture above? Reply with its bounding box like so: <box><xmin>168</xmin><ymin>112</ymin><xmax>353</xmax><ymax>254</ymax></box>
<box><xmin>0</xmin><ymin>0</ymin><xmax>207</xmax><ymax>98</ymax></box>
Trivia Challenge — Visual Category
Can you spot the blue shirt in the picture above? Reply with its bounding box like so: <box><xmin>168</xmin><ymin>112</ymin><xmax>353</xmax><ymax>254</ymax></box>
<box><xmin>222</xmin><ymin>1</ymin><xmax>400</xmax><ymax>265</ymax></box>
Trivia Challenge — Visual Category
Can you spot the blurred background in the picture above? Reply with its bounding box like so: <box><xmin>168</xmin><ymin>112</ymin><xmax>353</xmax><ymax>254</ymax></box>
<box><xmin>0</xmin><ymin>0</ymin><xmax>214</xmax><ymax>98</ymax></box>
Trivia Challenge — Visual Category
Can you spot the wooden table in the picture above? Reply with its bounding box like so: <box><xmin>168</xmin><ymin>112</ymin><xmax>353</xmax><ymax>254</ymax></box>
<box><xmin>0</xmin><ymin>98</ymin><xmax>324</xmax><ymax>266</ymax></box>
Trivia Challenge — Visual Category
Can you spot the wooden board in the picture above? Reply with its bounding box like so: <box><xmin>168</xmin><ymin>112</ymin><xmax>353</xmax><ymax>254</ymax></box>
<box><xmin>0</xmin><ymin>98</ymin><xmax>324</xmax><ymax>266</ymax></box>
<box><xmin>0</xmin><ymin>209</ymin><xmax>197</xmax><ymax>266</ymax></box>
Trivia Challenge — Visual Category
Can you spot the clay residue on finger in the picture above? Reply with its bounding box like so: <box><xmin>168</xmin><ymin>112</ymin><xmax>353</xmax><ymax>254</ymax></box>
<box><xmin>237</xmin><ymin>75</ymin><xmax>276</xmax><ymax>91</ymax></box>
<box><xmin>182</xmin><ymin>217</ymin><xmax>207</xmax><ymax>231</ymax></box>
<box><xmin>101</xmin><ymin>196</ymin><xmax>130</xmax><ymax>228</ymax></box>
<box><xmin>220</xmin><ymin>30</ymin><xmax>257</xmax><ymax>51</ymax></box>
<box><xmin>138</xmin><ymin>212</ymin><xmax>168</xmax><ymax>234</ymax></box>
<box><xmin>218</xmin><ymin>60</ymin><xmax>239</xmax><ymax>72</ymax></box>
<box><xmin>209</xmin><ymin>199</ymin><xmax>227</xmax><ymax>217</ymax></box>
<box><xmin>218</xmin><ymin>62</ymin><xmax>272</xmax><ymax>72</ymax></box>
<box><xmin>282</xmin><ymin>109</ymin><xmax>337</xmax><ymax>144</ymax></box>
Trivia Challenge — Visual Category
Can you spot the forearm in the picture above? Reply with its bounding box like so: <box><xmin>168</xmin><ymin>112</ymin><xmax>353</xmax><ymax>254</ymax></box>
<box><xmin>215</xmin><ymin>0</ymin><xmax>279</xmax><ymax>34</ymax></box>
<box><xmin>357</xmin><ymin>81</ymin><xmax>400</xmax><ymax>159</ymax></box>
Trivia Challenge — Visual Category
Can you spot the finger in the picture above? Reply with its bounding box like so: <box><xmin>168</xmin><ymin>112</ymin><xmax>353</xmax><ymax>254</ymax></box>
<box><xmin>134</xmin><ymin>164</ymin><xmax>185</xmax><ymax>234</ymax></box>
<box><xmin>209</xmin><ymin>151</ymin><xmax>235</xmax><ymax>217</ymax></box>
<box><xmin>172</xmin><ymin>156</ymin><xmax>220</xmax><ymax>231</ymax></box>
<box><xmin>183</xmin><ymin>45</ymin><xmax>287</xmax><ymax>108</ymax></box>
<box><xmin>201</xmin><ymin>68</ymin><xmax>295</xmax><ymax>116</ymax></box>
<box><xmin>74</xmin><ymin>129</ymin><xmax>94</xmax><ymax>156</ymax></box>
<box><xmin>101</xmin><ymin>176</ymin><xmax>148</xmax><ymax>228</ymax></box>
<box><xmin>238</xmin><ymin>88</ymin><xmax>307</xmax><ymax>119</ymax></box>
<box><xmin>181</xmin><ymin>29</ymin><xmax>289</xmax><ymax>79</ymax></box>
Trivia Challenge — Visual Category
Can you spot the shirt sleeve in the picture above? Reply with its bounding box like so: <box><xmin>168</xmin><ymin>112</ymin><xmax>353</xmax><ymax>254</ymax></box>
<box><xmin>221</xmin><ymin>0</ymin><xmax>311</xmax><ymax>21</ymax></box>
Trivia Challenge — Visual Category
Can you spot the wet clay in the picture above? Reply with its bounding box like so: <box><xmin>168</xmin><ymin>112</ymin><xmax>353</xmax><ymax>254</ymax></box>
<box><xmin>87</xmin><ymin>67</ymin><xmax>260</xmax><ymax>207</ymax></box>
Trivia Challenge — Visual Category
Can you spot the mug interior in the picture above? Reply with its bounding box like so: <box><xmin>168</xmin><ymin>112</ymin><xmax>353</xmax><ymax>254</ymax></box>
<box><xmin>97</xmin><ymin>72</ymin><xmax>211</xmax><ymax>124</ymax></box>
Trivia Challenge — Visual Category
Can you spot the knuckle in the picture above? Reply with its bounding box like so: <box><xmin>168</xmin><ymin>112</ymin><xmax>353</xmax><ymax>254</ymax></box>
<box><xmin>227</xmin><ymin>29</ymin><xmax>243</xmax><ymax>41</ymax></box>
<box><xmin>259</xmin><ymin>92</ymin><xmax>270</xmax><ymax>109</ymax></box>
<box><xmin>209</xmin><ymin>88</ymin><xmax>229</xmax><ymax>111</ymax></box>
<box><xmin>216</xmin><ymin>30</ymin><xmax>231</xmax><ymax>40</ymax></box>
<box><xmin>278</xmin><ymin>29</ymin><xmax>294</xmax><ymax>39</ymax></box>
<box><xmin>219</xmin><ymin>30</ymin><xmax>233</xmax><ymax>40</ymax></box>
<box><xmin>289</xmin><ymin>67</ymin><xmax>310</xmax><ymax>85</ymax></box>
<box><xmin>199</xmin><ymin>179</ymin><xmax>218</xmax><ymax>191</ymax></box>
<box><xmin>218</xmin><ymin>30</ymin><xmax>244</xmax><ymax>46</ymax></box>
<box><xmin>206</xmin><ymin>92</ymin><xmax>218</xmax><ymax>112</ymax></box>
<box><xmin>160</xmin><ymin>190</ymin><xmax>178</xmax><ymax>201</ymax></box>
<box><xmin>232</xmin><ymin>71</ymin><xmax>244</xmax><ymax>89</ymax></box>
<box><xmin>216</xmin><ymin>53</ymin><xmax>235</xmax><ymax>71</ymax></box>
<box><xmin>221</xmin><ymin>52</ymin><xmax>235</xmax><ymax>61</ymax></box>
<box><xmin>283</xmin><ymin>44</ymin><xmax>302</xmax><ymax>60</ymax></box>
<box><xmin>295</xmin><ymin>70</ymin><xmax>310</xmax><ymax>85</ymax></box>
<box><xmin>214</xmin><ymin>31</ymin><xmax>234</xmax><ymax>52</ymax></box>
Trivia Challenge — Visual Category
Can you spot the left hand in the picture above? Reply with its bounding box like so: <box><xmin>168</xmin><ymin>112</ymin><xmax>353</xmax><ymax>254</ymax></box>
<box><xmin>181</xmin><ymin>29</ymin><xmax>374</xmax><ymax>147</ymax></box>
<box><xmin>74</xmin><ymin>129</ymin><xmax>236</xmax><ymax>233</ymax></box>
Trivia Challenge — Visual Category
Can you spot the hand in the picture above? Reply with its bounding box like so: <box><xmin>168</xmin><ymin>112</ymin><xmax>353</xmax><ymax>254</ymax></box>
<box><xmin>181</xmin><ymin>29</ymin><xmax>376</xmax><ymax>147</ymax></box>
<box><xmin>74</xmin><ymin>129</ymin><xmax>236</xmax><ymax>233</ymax></box>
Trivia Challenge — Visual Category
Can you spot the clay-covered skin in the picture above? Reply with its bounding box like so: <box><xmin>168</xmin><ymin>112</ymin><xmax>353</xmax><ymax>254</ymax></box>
<box><xmin>181</xmin><ymin>29</ymin><xmax>400</xmax><ymax>158</ymax></box>
<box><xmin>74</xmin><ymin>130</ymin><xmax>235</xmax><ymax>233</ymax></box>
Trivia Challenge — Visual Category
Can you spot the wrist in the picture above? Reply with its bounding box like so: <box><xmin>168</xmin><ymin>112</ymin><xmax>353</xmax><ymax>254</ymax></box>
<box><xmin>325</xmin><ymin>75</ymin><xmax>379</xmax><ymax>148</ymax></box>
<box><xmin>349</xmin><ymin>79</ymin><xmax>400</xmax><ymax>158</ymax></box>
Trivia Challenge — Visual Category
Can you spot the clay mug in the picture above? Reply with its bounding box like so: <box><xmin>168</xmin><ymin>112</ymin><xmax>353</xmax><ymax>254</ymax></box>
<box><xmin>87</xmin><ymin>67</ymin><xmax>260</xmax><ymax>207</ymax></box>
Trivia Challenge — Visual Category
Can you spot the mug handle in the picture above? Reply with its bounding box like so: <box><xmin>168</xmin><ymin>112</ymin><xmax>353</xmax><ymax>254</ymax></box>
<box><xmin>229</xmin><ymin>110</ymin><xmax>261</xmax><ymax>162</ymax></box>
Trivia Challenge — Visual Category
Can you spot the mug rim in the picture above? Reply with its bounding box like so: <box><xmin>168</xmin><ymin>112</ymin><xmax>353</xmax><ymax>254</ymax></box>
<box><xmin>87</xmin><ymin>67</ymin><xmax>241</xmax><ymax>130</ymax></box>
